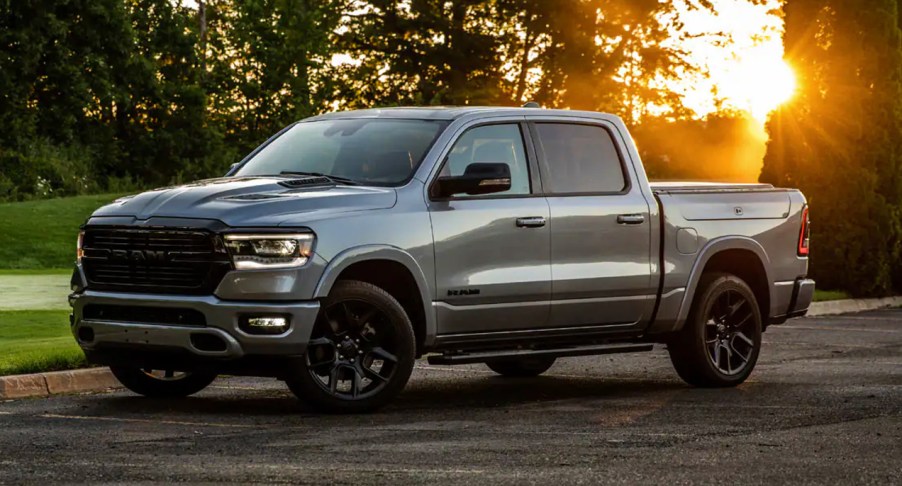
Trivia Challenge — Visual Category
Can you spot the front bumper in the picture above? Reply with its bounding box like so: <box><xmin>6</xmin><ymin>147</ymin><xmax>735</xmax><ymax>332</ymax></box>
<box><xmin>70</xmin><ymin>290</ymin><xmax>320</xmax><ymax>360</ymax></box>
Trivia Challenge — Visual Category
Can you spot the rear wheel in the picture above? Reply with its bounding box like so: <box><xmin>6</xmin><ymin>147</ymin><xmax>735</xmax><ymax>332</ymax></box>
<box><xmin>668</xmin><ymin>272</ymin><xmax>762</xmax><ymax>387</ymax></box>
<box><xmin>486</xmin><ymin>357</ymin><xmax>556</xmax><ymax>377</ymax></box>
<box><xmin>110</xmin><ymin>367</ymin><xmax>217</xmax><ymax>398</ymax></box>
<box><xmin>285</xmin><ymin>280</ymin><xmax>416</xmax><ymax>413</ymax></box>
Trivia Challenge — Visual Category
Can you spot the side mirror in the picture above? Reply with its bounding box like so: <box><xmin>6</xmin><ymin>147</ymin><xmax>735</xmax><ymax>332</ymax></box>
<box><xmin>433</xmin><ymin>163</ymin><xmax>512</xmax><ymax>198</ymax></box>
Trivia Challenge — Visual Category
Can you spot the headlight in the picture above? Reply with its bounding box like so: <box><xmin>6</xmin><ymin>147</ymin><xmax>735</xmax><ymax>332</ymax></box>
<box><xmin>223</xmin><ymin>233</ymin><xmax>314</xmax><ymax>270</ymax></box>
<box><xmin>76</xmin><ymin>230</ymin><xmax>85</xmax><ymax>265</ymax></box>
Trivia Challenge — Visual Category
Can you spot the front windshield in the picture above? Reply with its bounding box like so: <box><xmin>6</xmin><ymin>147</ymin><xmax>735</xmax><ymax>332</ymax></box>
<box><xmin>234</xmin><ymin>118</ymin><xmax>448</xmax><ymax>185</ymax></box>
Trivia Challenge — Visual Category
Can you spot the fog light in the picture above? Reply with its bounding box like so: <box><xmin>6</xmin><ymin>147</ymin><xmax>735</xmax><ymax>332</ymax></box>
<box><xmin>240</xmin><ymin>316</ymin><xmax>290</xmax><ymax>335</ymax></box>
<box><xmin>77</xmin><ymin>326</ymin><xmax>94</xmax><ymax>343</ymax></box>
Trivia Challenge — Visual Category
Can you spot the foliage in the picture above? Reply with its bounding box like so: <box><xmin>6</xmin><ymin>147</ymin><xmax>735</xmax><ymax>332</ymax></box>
<box><xmin>0</xmin><ymin>194</ymin><xmax>123</xmax><ymax>269</ymax></box>
<box><xmin>0</xmin><ymin>0</ymin><xmax>725</xmax><ymax>202</ymax></box>
<box><xmin>812</xmin><ymin>289</ymin><xmax>851</xmax><ymax>302</ymax></box>
<box><xmin>206</xmin><ymin>0</ymin><xmax>347</xmax><ymax>153</ymax></box>
<box><xmin>337</xmin><ymin>0</ymin><xmax>703</xmax><ymax>123</ymax></box>
<box><xmin>0</xmin><ymin>310</ymin><xmax>87</xmax><ymax>376</ymax></box>
<box><xmin>762</xmin><ymin>0</ymin><xmax>902</xmax><ymax>296</ymax></box>
<box><xmin>3</xmin><ymin>0</ymin><xmax>899</xmax><ymax>296</ymax></box>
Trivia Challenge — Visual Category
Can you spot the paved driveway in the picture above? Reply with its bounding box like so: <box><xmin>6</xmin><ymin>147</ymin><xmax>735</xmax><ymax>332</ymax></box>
<box><xmin>0</xmin><ymin>309</ymin><xmax>899</xmax><ymax>484</ymax></box>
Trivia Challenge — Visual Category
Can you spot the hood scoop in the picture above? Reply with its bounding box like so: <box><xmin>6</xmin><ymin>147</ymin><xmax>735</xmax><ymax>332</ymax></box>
<box><xmin>223</xmin><ymin>193</ymin><xmax>288</xmax><ymax>201</ymax></box>
<box><xmin>278</xmin><ymin>176</ymin><xmax>335</xmax><ymax>188</ymax></box>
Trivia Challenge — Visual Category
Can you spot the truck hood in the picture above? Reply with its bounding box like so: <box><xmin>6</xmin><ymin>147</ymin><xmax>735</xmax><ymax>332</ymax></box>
<box><xmin>91</xmin><ymin>177</ymin><xmax>398</xmax><ymax>227</ymax></box>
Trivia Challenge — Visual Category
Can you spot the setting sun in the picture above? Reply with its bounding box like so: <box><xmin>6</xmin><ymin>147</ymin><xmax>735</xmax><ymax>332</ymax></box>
<box><xmin>722</xmin><ymin>57</ymin><xmax>797</xmax><ymax>121</ymax></box>
<box><xmin>673</xmin><ymin>0</ymin><xmax>795</xmax><ymax>121</ymax></box>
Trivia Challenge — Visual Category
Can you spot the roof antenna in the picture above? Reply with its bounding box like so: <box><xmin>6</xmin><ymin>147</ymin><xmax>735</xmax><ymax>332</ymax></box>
<box><xmin>522</xmin><ymin>101</ymin><xmax>541</xmax><ymax>108</ymax></box>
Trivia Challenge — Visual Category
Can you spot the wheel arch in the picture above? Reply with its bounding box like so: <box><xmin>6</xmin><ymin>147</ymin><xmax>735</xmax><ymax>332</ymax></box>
<box><xmin>675</xmin><ymin>237</ymin><xmax>773</xmax><ymax>331</ymax></box>
<box><xmin>314</xmin><ymin>246</ymin><xmax>436</xmax><ymax>352</ymax></box>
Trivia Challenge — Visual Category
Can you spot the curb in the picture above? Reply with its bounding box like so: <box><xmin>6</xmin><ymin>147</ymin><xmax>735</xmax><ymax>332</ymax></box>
<box><xmin>807</xmin><ymin>296</ymin><xmax>902</xmax><ymax>317</ymax></box>
<box><xmin>0</xmin><ymin>368</ymin><xmax>120</xmax><ymax>400</ymax></box>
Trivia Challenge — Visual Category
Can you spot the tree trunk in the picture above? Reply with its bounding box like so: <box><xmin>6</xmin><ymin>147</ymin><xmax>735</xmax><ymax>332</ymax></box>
<box><xmin>514</xmin><ymin>26</ymin><xmax>535</xmax><ymax>104</ymax></box>
<box><xmin>199</xmin><ymin>0</ymin><xmax>207</xmax><ymax>83</ymax></box>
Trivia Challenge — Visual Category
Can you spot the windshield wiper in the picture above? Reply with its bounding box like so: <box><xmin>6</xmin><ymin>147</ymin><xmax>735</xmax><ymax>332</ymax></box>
<box><xmin>277</xmin><ymin>171</ymin><xmax>359</xmax><ymax>186</ymax></box>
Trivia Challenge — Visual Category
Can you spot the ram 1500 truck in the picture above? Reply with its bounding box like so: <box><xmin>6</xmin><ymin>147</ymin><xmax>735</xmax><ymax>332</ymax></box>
<box><xmin>69</xmin><ymin>107</ymin><xmax>814</xmax><ymax>412</ymax></box>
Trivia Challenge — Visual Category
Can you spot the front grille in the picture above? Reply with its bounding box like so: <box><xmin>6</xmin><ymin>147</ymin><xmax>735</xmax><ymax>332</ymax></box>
<box><xmin>82</xmin><ymin>227</ymin><xmax>231</xmax><ymax>294</ymax></box>
<box><xmin>83</xmin><ymin>304</ymin><xmax>207</xmax><ymax>326</ymax></box>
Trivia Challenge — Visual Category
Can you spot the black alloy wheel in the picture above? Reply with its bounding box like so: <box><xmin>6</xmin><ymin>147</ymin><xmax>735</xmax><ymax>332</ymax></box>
<box><xmin>704</xmin><ymin>288</ymin><xmax>757</xmax><ymax>376</ymax></box>
<box><xmin>306</xmin><ymin>300</ymin><xmax>402</xmax><ymax>399</ymax></box>
<box><xmin>668</xmin><ymin>272</ymin><xmax>762</xmax><ymax>387</ymax></box>
<box><xmin>286</xmin><ymin>280</ymin><xmax>416</xmax><ymax>413</ymax></box>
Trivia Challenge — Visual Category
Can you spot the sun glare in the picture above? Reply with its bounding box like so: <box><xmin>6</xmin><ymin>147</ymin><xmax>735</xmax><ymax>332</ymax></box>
<box><xmin>673</xmin><ymin>0</ymin><xmax>794</xmax><ymax>122</ymax></box>
<box><xmin>724</xmin><ymin>57</ymin><xmax>797</xmax><ymax>121</ymax></box>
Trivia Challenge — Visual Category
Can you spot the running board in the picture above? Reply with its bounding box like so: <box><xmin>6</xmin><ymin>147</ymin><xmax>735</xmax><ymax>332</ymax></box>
<box><xmin>427</xmin><ymin>343</ymin><xmax>655</xmax><ymax>365</ymax></box>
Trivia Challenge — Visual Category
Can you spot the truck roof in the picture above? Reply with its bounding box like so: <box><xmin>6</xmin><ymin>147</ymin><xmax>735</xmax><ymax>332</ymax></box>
<box><xmin>306</xmin><ymin>106</ymin><xmax>620</xmax><ymax>122</ymax></box>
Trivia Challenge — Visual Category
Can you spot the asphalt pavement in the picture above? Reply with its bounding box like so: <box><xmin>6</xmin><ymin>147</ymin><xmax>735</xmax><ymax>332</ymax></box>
<box><xmin>1</xmin><ymin>309</ymin><xmax>899</xmax><ymax>484</ymax></box>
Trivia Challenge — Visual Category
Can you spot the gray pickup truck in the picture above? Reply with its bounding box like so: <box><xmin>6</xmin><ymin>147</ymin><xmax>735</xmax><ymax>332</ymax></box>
<box><xmin>69</xmin><ymin>106</ymin><xmax>814</xmax><ymax>412</ymax></box>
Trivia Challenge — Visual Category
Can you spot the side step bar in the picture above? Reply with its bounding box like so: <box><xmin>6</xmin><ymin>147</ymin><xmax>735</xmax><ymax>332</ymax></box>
<box><xmin>427</xmin><ymin>343</ymin><xmax>655</xmax><ymax>365</ymax></box>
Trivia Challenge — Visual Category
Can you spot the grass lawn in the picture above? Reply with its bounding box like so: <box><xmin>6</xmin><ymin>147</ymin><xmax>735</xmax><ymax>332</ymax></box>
<box><xmin>0</xmin><ymin>310</ymin><xmax>86</xmax><ymax>376</ymax></box>
<box><xmin>813</xmin><ymin>289</ymin><xmax>851</xmax><ymax>302</ymax></box>
<box><xmin>0</xmin><ymin>194</ymin><xmax>122</xmax><ymax>270</ymax></box>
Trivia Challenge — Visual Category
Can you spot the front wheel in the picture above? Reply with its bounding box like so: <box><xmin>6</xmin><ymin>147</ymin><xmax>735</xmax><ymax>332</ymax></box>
<box><xmin>110</xmin><ymin>367</ymin><xmax>217</xmax><ymax>398</ymax></box>
<box><xmin>668</xmin><ymin>272</ymin><xmax>762</xmax><ymax>387</ymax></box>
<box><xmin>285</xmin><ymin>280</ymin><xmax>416</xmax><ymax>413</ymax></box>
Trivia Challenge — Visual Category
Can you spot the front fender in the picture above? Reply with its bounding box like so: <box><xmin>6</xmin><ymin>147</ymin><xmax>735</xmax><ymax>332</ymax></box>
<box><xmin>313</xmin><ymin>245</ymin><xmax>437</xmax><ymax>346</ymax></box>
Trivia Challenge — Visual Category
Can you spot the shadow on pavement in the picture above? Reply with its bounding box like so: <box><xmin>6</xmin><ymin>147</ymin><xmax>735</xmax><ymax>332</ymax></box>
<box><xmin>72</xmin><ymin>375</ymin><xmax>699</xmax><ymax>421</ymax></box>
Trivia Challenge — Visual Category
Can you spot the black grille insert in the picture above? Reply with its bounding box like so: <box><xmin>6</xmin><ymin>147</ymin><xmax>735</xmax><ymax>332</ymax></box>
<box><xmin>83</xmin><ymin>304</ymin><xmax>207</xmax><ymax>326</ymax></box>
<box><xmin>81</xmin><ymin>228</ymin><xmax>231</xmax><ymax>294</ymax></box>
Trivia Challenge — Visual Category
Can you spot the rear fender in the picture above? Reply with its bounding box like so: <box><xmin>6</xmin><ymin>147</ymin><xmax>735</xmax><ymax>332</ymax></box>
<box><xmin>670</xmin><ymin>237</ymin><xmax>774</xmax><ymax>332</ymax></box>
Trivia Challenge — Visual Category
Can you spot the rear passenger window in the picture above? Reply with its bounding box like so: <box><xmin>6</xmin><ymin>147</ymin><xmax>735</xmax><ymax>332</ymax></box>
<box><xmin>534</xmin><ymin>123</ymin><xmax>626</xmax><ymax>194</ymax></box>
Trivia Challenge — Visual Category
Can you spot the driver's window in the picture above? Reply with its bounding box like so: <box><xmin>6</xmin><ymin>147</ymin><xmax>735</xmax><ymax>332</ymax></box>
<box><xmin>442</xmin><ymin>124</ymin><xmax>531</xmax><ymax>196</ymax></box>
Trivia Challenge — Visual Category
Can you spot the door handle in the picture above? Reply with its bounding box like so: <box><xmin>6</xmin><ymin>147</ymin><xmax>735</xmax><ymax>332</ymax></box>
<box><xmin>617</xmin><ymin>214</ymin><xmax>645</xmax><ymax>225</ymax></box>
<box><xmin>516</xmin><ymin>216</ymin><xmax>547</xmax><ymax>228</ymax></box>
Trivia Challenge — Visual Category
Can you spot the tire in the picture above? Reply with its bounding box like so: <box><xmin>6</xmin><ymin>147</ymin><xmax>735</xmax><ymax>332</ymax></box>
<box><xmin>110</xmin><ymin>367</ymin><xmax>217</xmax><ymax>398</ymax></box>
<box><xmin>486</xmin><ymin>357</ymin><xmax>556</xmax><ymax>377</ymax></box>
<box><xmin>668</xmin><ymin>272</ymin><xmax>762</xmax><ymax>387</ymax></box>
<box><xmin>285</xmin><ymin>280</ymin><xmax>416</xmax><ymax>413</ymax></box>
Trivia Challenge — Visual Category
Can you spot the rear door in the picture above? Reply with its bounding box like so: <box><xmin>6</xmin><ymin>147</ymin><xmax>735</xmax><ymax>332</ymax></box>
<box><xmin>427</xmin><ymin>121</ymin><xmax>551</xmax><ymax>335</ymax></box>
<box><xmin>528</xmin><ymin>119</ymin><xmax>656</xmax><ymax>330</ymax></box>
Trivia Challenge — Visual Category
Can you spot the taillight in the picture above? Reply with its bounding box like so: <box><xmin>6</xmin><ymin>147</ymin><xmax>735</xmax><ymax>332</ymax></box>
<box><xmin>798</xmin><ymin>206</ymin><xmax>810</xmax><ymax>256</ymax></box>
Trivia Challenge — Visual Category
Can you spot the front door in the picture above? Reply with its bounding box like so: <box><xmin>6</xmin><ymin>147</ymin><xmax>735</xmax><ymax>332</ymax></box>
<box><xmin>428</xmin><ymin>122</ymin><xmax>551</xmax><ymax>335</ymax></box>
<box><xmin>529</xmin><ymin>121</ymin><xmax>656</xmax><ymax>329</ymax></box>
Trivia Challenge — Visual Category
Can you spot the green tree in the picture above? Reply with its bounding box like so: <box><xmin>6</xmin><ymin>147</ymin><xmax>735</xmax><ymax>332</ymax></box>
<box><xmin>117</xmin><ymin>0</ymin><xmax>232</xmax><ymax>184</ymax></box>
<box><xmin>762</xmin><ymin>0</ymin><xmax>902</xmax><ymax>295</ymax></box>
<box><xmin>0</xmin><ymin>0</ymin><xmax>132</xmax><ymax>198</ymax></box>
<box><xmin>492</xmin><ymin>0</ymin><xmax>702</xmax><ymax>123</ymax></box>
<box><xmin>206</xmin><ymin>0</ymin><xmax>346</xmax><ymax>153</ymax></box>
<box><xmin>339</xmin><ymin>0</ymin><xmax>506</xmax><ymax>106</ymax></box>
